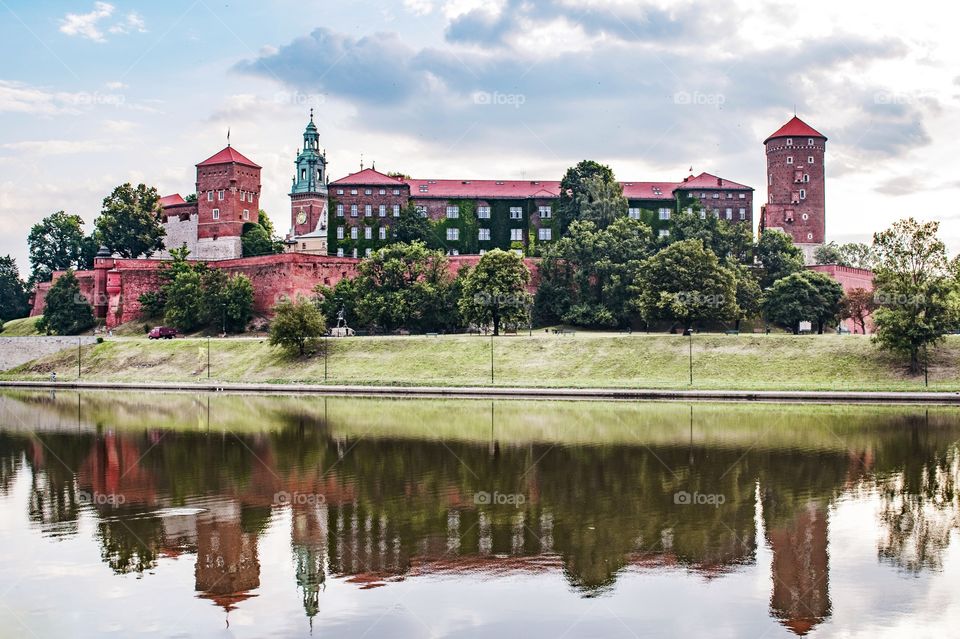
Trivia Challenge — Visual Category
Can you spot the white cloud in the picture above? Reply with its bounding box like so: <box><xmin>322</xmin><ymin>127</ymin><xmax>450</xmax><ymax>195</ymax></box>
<box><xmin>0</xmin><ymin>140</ymin><xmax>122</xmax><ymax>155</ymax></box>
<box><xmin>404</xmin><ymin>0</ymin><xmax>435</xmax><ymax>16</ymax></box>
<box><xmin>108</xmin><ymin>12</ymin><xmax>147</xmax><ymax>35</ymax></box>
<box><xmin>59</xmin><ymin>2</ymin><xmax>115</xmax><ymax>43</ymax></box>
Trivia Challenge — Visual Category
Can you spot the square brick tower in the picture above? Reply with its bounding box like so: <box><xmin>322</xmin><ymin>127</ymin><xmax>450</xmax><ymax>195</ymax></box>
<box><xmin>195</xmin><ymin>146</ymin><xmax>262</xmax><ymax>260</ymax></box>
<box><xmin>288</xmin><ymin>110</ymin><xmax>329</xmax><ymax>255</ymax></box>
<box><xmin>760</xmin><ymin>116</ymin><xmax>827</xmax><ymax>265</ymax></box>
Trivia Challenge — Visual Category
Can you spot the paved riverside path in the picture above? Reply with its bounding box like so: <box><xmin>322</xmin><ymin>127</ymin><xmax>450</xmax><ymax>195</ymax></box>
<box><xmin>0</xmin><ymin>337</ymin><xmax>98</xmax><ymax>371</ymax></box>
<box><xmin>2</xmin><ymin>379</ymin><xmax>960</xmax><ymax>404</ymax></box>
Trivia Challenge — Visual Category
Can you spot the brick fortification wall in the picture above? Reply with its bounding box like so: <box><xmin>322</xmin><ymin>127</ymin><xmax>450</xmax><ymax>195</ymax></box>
<box><xmin>808</xmin><ymin>264</ymin><xmax>875</xmax><ymax>334</ymax></box>
<box><xmin>29</xmin><ymin>253</ymin><xmax>539</xmax><ymax>328</ymax></box>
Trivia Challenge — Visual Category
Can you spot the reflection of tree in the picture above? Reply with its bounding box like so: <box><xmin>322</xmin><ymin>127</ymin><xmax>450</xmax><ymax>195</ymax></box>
<box><xmin>877</xmin><ymin>445</ymin><xmax>959</xmax><ymax>573</ymax></box>
<box><xmin>98</xmin><ymin>514</ymin><xmax>164</xmax><ymax>574</ymax></box>
<box><xmin>0</xmin><ymin>434</ymin><xmax>29</xmax><ymax>496</ymax></box>
<box><xmin>25</xmin><ymin>433</ymin><xmax>96</xmax><ymax>536</ymax></box>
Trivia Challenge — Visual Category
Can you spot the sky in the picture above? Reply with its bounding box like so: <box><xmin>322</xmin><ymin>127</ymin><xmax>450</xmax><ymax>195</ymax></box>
<box><xmin>1</xmin><ymin>0</ymin><xmax>957</xmax><ymax>276</ymax></box>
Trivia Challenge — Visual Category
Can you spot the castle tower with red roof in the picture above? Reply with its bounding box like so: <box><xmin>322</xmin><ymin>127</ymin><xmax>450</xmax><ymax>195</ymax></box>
<box><xmin>194</xmin><ymin>144</ymin><xmax>262</xmax><ymax>260</ymax></box>
<box><xmin>760</xmin><ymin>116</ymin><xmax>827</xmax><ymax>264</ymax></box>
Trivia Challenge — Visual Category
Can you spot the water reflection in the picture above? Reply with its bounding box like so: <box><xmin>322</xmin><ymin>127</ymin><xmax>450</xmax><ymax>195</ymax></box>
<box><xmin>1</xmin><ymin>391</ymin><xmax>959</xmax><ymax>637</ymax></box>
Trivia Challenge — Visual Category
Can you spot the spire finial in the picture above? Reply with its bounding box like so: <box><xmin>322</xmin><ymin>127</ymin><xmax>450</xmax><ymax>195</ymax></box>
<box><xmin>309</xmin><ymin>107</ymin><xmax>314</xmax><ymax>122</ymax></box>
<box><xmin>227</xmin><ymin>127</ymin><xmax>231</xmax><ymax>147</ymax></box>
<box><xmin>360</xmin><ymin>153</ymin><xmax>364</xmax><ymax>171</ymax></box>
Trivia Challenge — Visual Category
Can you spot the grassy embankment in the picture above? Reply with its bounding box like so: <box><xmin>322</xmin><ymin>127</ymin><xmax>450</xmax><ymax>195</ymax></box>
<box><xmin>0</xmin><ymin>317</ymin><xmax>43</xmax><ymax>336</ymax></box>
<box><xmin>3</xmin><ymin>331</ymin><xmax>959</xmax><ymax>391</ymax></box>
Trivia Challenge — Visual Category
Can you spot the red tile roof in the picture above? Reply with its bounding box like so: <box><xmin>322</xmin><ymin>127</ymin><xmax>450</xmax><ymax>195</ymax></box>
<box><xmin>197</xmin><ymin>146</ymin><xmax>261</xmax><ymax>168</ymax></box>
<box><xmin>675</xmin><ymin>172</ymin><xmax>753</xmax><ymax>191</ymax></box>
<box><xmin>330</xmin><ymin>168</ymin><xmax>405</xmax><ymax>186</ymax></box>
<box><xmin>159</xmin><ymin>194</ymin><xmax>186</xmax><ymax>207</ymax></box>
<box><xmin>764</xmin><ymin>116</ymin><xmax>826</xmax><ymax>144</ymax></box>
<box><xmin>621</xmin><ymin>181</ymin><xmax>679</xmax><ymax>200</ymax></box>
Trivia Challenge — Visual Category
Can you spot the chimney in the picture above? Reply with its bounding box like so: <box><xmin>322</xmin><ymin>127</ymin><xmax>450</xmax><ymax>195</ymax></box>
<box><xmin>717</xmin><ymin>177</ymin><xmax>723</xmax><ymax>186</ymax></box>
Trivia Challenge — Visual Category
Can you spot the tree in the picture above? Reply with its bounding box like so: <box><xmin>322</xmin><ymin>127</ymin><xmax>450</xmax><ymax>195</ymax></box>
<box><xmin>269</xmin><ymin>298</ymin><xmax>326</xmax><ymax>356</ymax></box>
<box><xmin>871</xmin><ymin>218</ymin><xmax>956</xmax><ymax>372</ymax></box>
<box><xmin>729</xmin><ymin>262</ymin><xmax>762</xmax><ymax>331</ymax></box>
<box><xmin>635</xmin><ymin>240</ymin><xmax>738</xmax><ymax>331</ymax></box>
<box><xmin>200</xmin><ymin>269</ymin><xmax>254</xmax><ymax>333</ymax></box>
<box><xmin>761</xmin><ymin>270</ymin><xmax>843</xmax><ymax>334</ymax></box>
<box><xmin>668</xmin><ymin>208</ymin><xmax>753</xmax><ymax>264</ymax></box>
<box><xmin>316</xmin><ymin>242</ymin><xmax>458</xmax><ymax>332</ymax></box>
<box><xmin>95</xmin><ymin>183</ymin><xmax>165</xmax><ymax>258</ymax></box>
<box><xmin>814</xmin><ymin>242</ymin><xmax>843</xmax><ymax>265</ymax></box>
<box><xmin>458</xmin><ymin>249</ymin><xmax>531</xmax><ymax>335</ymax></box>
<box><xmin>841</xmin><ymin>288</ymin><xmax>876</xmax><ymax>334</ymax></box>
<box><xmin>0</xmin><ymin>256</ymin><xmax>29</xmax><ymax>322</ymax></box>
<box><xmin>37</xmin><ymin>271</ymin><xmax>95</xmax><ymax>335</ymax></box>
<box><xmin>575</xmin><ymin>174</ymin><xmax>628</xmax><ymax>230</ymax></box>
<box><xmin>756</xmin><ymin>230</ymin><xmax>804</xmax><ymax>288</ymax></box>
<box><xmin>242</xmin><ymin>223</ymin><xmax>277</xmax><ymax>257</ymax></box>
<box><xmin>27</xmin><ymin>211</ymin><xmax>88</xmax><ymax>283</ymax></box>
<box><xmin>839</xmin><ymin>242</ymin><xmax>876</xmax><ymax>270</ymax></box>
<box><xmin>392</xmin><ymin>204</ymin><xmax>443</xmax><ymax>249</ymax></box>
<box><xmin>534</xmin><ymin>218</ymin><xmax>653</xmax><ymax>328</ymax></box>
<box><xmin>163</xmin><ymin>269</ymin><xmax>205</xmax><ymax>332</ymax></box>
<box><xmin>557</xmin><ymin>160</ymin><xmax>616</xmax><ymax>233</ymax></box>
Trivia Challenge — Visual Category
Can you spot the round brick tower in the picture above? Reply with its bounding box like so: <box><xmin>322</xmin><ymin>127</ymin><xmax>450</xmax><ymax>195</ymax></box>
<box><xmin>760</xmin><ymin>116</ymin><xmax>827</xmax><ymax>265</ymax></box>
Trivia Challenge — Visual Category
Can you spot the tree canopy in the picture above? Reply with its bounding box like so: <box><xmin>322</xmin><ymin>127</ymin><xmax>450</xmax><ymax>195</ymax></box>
<box><xmin>269</xmin><ymin>298</ymin><xmax>326</xmax><ymax>356</ymax></box>
<box><xmin>27</xmin><ymin>211</ymin><xmax>91</xmax><ymax>283</ymax></box>
<box><xmin>458</xmin><ymin>249</ymin><xmax>532</xmax><ymax>335</ymax></box>
<box><xmin>0</xmin><ymin>256</ymin><xmax>30</xmax><ymax>322</ymax></box>
<box><xmin>37</xmin><ymin>271</ymin><xmax>95</xmax><ymax>335</ymax></box>
<box><xmin>95</xmin><ymin>183</ymin><xmax>166</xmax><ymax>258</ymax></box>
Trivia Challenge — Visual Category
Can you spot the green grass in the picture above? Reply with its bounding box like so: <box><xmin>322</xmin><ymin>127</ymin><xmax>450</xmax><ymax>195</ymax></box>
<box><xmin>0</xmin><ymin>316</ymin><xmax>43</xmax><ymax>336</ymax></box>
<box><xmin>2</xmin><ymin>331</ymin><xmax>959</xmax><ymax>391</ymax></box>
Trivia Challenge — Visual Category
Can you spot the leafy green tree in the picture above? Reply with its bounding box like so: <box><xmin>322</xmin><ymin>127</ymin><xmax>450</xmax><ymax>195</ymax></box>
<box><xmin>841</xmin><ymin>288</ymin><xmax>876</xmax><ymax>334</ymax></box>
<box><xmin>458</xmin><ymin>249</ymin><xmax>532</xmax><ymax>335</ymax></box>
<box><xmin>242</xmin><ymin>214</ymin><xmax>285</xmax><ymax>257</ymax></box>
<box><xmin>269</xmin><ymin>298</ymin><xmax>326</xmax><ymax>356</ymax></box>
<box><xmin>0</xmin><ymin>256</ymin><xmax>29</xmax><ymax>322</ymax></box>
<box><xmin>184</xmin><ymin>193</ymin><xmax>198</xmax><ymax>203</ymax></box>
<box><xmin>37</xmin><ymin>271</ymin><xmax>95</xmax><ymax>335</ymax></box>
<box><xmin>839</xmin><ymin>242</ymin><xmax>876</xmax><ymax>270</ymax></box>
<box><xmin>729</xmin><ymin>262</ymin><xmax>762</xmax><ymax>331</ymax></box>
<box><xmin>813</xmin><ymin>242</ymin><xmax>844</xmax><ymax>265</ymax></box>
<box><xmin>163</xmin><ymin>269</ymin><xmax>204</xmax><ymax>332</ymax></box>
<box><xmin>200</xmin><ymin>269</ymin><xmax>254</xmax><ymax>333</ymax></box>
<box><xmin>95</xmin><ymin>183</ymin><xmax>165</xmax><ymax>258</ymax></box>
<box><xmin>316</xmin><ymin>242</ymin><xmax>458</xmax><ymax>332</ymax></box>
<box><xmin>871</xmin><ymin>218</ymin><xmax>956</xmax><ymax>372</ymax></box>
<box><xmin>392</xmin><ymin>204</ymin><xmax>443</xmax><ymax>249</ymax></box>
<box><xmin>534</xmin><ymin>218</ymin><xmax>653</xmax><ymax>328</ymax></box>
<box><xmin>576</xmin><ymin>174</ymin><xmax>628</xmax><ymax>230</ymax></box>
<box><xmin>756</xmin><ymin>230</ymin><xmax>804</xmax><ymax>288</ymax></box>
<box><xmin>27</xmin><ymin>211</ymin><xmax>88</xmax><ymax>283</ymax></box>
<box><xmin>761</xmin><ymin>270</ymin><xmax>843</xmax><ymax>334</ymax></box>
<box><xmin>558</xmin><ymin>160</ymin><xmax>616</xmax><ymax>233</ymax></box>
<box><xmin>635</xmin><ymin>239</ymin><xmax>737</xmax><ymax>331</ymax></box>
<box><xmin>668</xmin><ymin>208</ymin><xmax>753</xmax><ymax>263</ymax></box>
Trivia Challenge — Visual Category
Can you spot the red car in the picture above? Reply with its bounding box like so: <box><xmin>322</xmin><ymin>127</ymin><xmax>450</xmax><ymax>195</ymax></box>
<box><xmin>148</xmin><ymin>326</ymin><xmax>178</xmax><ymax>340</ymax></box>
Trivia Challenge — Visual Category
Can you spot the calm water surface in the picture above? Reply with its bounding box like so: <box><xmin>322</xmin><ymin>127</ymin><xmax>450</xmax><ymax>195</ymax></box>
<box><xmin>1</xmin><ymin>391</ymin><xmax>959</xmax><ymax>638</ymax></box>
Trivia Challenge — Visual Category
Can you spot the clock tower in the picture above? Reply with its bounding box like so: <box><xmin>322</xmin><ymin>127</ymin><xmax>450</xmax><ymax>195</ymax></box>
<box><xmin>288</xmin><ymin>110</ymin><xmax>329</xmax><ymax>254</ymax></box>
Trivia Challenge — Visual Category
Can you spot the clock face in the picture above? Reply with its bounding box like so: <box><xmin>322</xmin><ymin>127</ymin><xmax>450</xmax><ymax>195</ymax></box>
<box><xmin>296</xmin><ymin>211</ymin><xmax>307</xmax><ymax>225</ymax></box>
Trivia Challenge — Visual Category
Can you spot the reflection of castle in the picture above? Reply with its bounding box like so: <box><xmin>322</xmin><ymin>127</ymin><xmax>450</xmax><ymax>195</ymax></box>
<box><xmin>195</xmin><ymin>504</ymin><xmax>261</xmax><ymax>613</ymax></box>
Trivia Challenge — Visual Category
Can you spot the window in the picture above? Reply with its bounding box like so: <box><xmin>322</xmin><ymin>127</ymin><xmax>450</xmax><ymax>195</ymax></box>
<box><xmin>415</xmin><ymin>205</ymin><xmax>427</xmax><ymax>217</ymax></box>
<box><xmin>393</xmin><ymin>189</ymin><xmax>400</xmax><ymax>196</ymax></box>
<box><xmin>350</xmin><ymin>205</ymin><xmax>358</xmax><ymax>217</ymax></box>
<box><xmin>446</xmin><ymin>228</ymin><xmax>459</xmax><ymax>241</ymax></box>
<box><xmin>379</xmin><ymin>189</ymin><xmax>385</xmax><ymax>195</ymax></box>
<box><xmin>725</xmin><ymin>208</ymin><xmax>732</xmax><ymax>220</ymax></box>
<box><xmin>248</xmin><ymin>192</ymin><xmax>255</xmax><ymax>202</ymax></box>
<box><xmin>350</xmin><ymin>227</ymin><xmax>358</xmax><ymax>239</ymax></box>
<box><xmin>699</xmin><ymin>210</ymin><xmax>706</xmax><ymax>219</ymax></box>
<box><xmin>393</xmin><ymin>205</ymin><xmax>400</xmax><ymax>217</ymax></box>
<box><xmin>207</xmin><ymin>191</ymin><xmax>213</xmax><ymax>201</ymax></box>
<box><xmin>240</xmin><ymin>191</ymin><xmax>245</xmax><ymax>202</ymax></box>
<box><xmin>807</xmin><ymin>232</ymin><xmax>814</xmax><ymax>240</ymax></box>
<box><xmin>301</xmin><ymin>170</ymin><xmax>306</xmax><ymax>180</ymax></box>
<box><xmin>786</xmin><ymin>138</ymin><xmax>793</xmax><ymax>145</ymax></box>
<box><xmin>364</xmin><ymin>227</ymin><xmax>372</xmax><ymax>240</ymax></box>
<box><xmin>659</xmin><ymin>229</ymin><xmax>670</xmax><ymax>238</ymax></box>
<box><xmin>510</xmin><ymin>228</ymin><xmax>523</xmax><ymax>241</ymax></box>
<box><xmin>787</xmin><ymin>156</ymin><xmax>794</xmax><ymax>164</ymax></box>
<box><xmin>713</xmin><ymin>209</ymin><xmax>720</xmax><ymax>218</ymax></box>
<box><xmin>628</xmin><ymin>207</ymin><xmax>640</xmax><ymax>219</ymax></box>
<box><xmin>739</xmin><ymin>208</ymin><xmax>746</xmax><ymax>220</ymax></box>
<box><xmin>478</xmin><ymin>228</ymin><xmax>491</xmax><ymax>241</ymax></box>
<box><xmin>711</xmin><ymin>193</ymin><xmax>719</xmax><ymax>199</ymax></box>
<box><xmin>212</xmin><ymin>208</ymin><xmax>220</xmax><ymax>220</ymax></box>
<box><xmin>478</xmin><ymin>206</ymin><xmax>491</xmax><ymax>219</ymax></box>
<box><xmin>539</xmin><ymin>205</ymin><xmax>552</xmax><ymax>218</ymax></box>
<box><xmin>802</xmin><ymin>213</ymin><xmax>809</xmax><ymax>221</ymax></box>
<box><xmin>217</xmin><ymin>190</ymin><xmax>225</xmax><ymax>200</ymax></box>
<box><xmin>803</xmin><ymin>174</ymin><xmax>810</xmax><ymax>183</ymax></box>
<box><xmin>379</xmin><ymin>227</ymin><xmax>387</xmax><ymax>240</ymax></box>
<box><xmin>337</xmin><ymin>204</ymin><xmax>344</xmax><ymax>217</ymax></box>
<box><xmin>799</xmin><ymin>189</ymin><xmax>806</xmax><ymax>200</ymax></box>
<box><xmin>352</xmin><ymin>248</ymin><xmax>358</xmax><ymax>258</ymax></box>
<box><xmin>509</xmin><ymin>207</ymin><xmax>523</xmax><ymax>220</ymax></box>
<box><xmin>739</xmin><ymin>193</ymin><xmax>746</xmax><ymax>199</ymax></box>
<box><xmin>242</xmin><ymin>209</ymin><xmax>250</xmax><ymax>220</ymax></box>
<box><xmin>378</xmin><ymin>205</ymin><xmax>386</xmax><ymax>217</ymax></box>
<box><xmin>336</xmin><ymin>227</ymin><xmax>344</xmax><ymax>240</ymax></box>
<box><xmin>363</xmin><ymin>205</ymin><xmax>371</xmax><ymax>217</ymax></box>
<box><xmin>365</xmin><ymin>248</ymin><xmax>372</xmax><ymax>257</ymax></box>
<box><xmin>446</xmin><ymin>205</ymin><xmax>459</xmax><ymax>218</ymax></box>
<box><xmin>513</xmin><ymin>249</ymin><xmax>523</xmax><ymax>257</ymax></box>
<box><xmin>449</xmin><ymin>249</ymin><xmax>460</xmax><ymax>256</ymax></box>
<box><xmin>538</xmin><ymin>228</ymin><xmax>552</xmax><ymax>241</ymax></box>
<box><xmin>807</xmin><ymin>138</ymin><xmax>814</xmax><ymax>145</ymax></box>
<box><xmin>769</xmin><ymin>174</ymin><xmax>773</xmax><ymax>185</ymax></box>
<box><xmin>658</xmin><ymin>208</ymin><xmax>671</xmax><ymax>220</ymax></box>
<box><xmin>419</xmin><ymin>185</ymin><xmax>428</xmax><ymax>192</ymax></box>
<box><xmin>683</xmin><ymin>207</ymin><xmax>693</xmax><ymax>215</ymax></box>
<box><xmin>808</xmin><ymin>156</ymin><xmax>815</xmax><ymax>164</ymax></box>
<box><xmin>350</xmin><ymin>189</ymin><xmax>357</xmax><ymax>195</ymax></box>
<box><xmin>336</xmin><ymin>189</ymin><xmax>344</xmax><ymax>195</ymax></box>
<box><xmin>726</xmin><ymin>192</ymin><xmax>733</xmax><ymax>199</ymax></box>
<box><xmin>337</xmin><ymin>248</ymin><xmax>344</xmax><ymax>257</ymax></box>
<box><xmin>364</xmin><ymin>189</ymin><xmax>372</xmax><ymax>195</ymax></box>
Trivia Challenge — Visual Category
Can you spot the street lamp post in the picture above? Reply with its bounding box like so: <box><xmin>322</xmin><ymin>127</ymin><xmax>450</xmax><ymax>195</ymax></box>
<box><xmin>688</xmin><ymin>330</ymin><xmax>693</xmax><ymax>386</ymax></box>
<box><xmin>78</xmin><ymin>338</ymin><xmax>82</xmax><ymax>379</ymax></box>
<box><xmin>490</xmin><ymin>334</ymin><xmax>495</xmax><ymax>385</ymax></box>
<box><xmin>207</xmin><ymin>336</ymin><xmax>211</xmax><ymax>379</ymax></box>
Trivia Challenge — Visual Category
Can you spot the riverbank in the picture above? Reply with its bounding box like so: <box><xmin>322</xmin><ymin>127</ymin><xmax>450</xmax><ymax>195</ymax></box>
<box><xmin>1</xmin><ymin>332</ymin><xmax>958</xmax><ymax>392</ymax></box>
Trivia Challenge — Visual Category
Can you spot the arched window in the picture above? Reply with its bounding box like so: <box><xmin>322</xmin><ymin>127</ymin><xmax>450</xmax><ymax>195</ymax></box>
<box><xmin>301</xmin><ymin>169</ymin><xmax>306</xmax><ymax>180</ymax></box>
